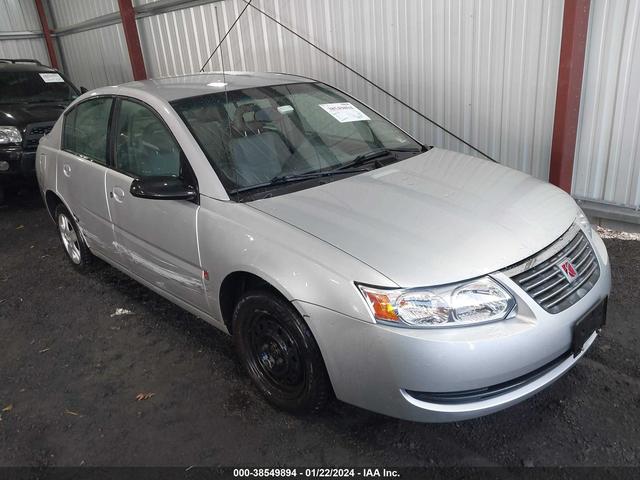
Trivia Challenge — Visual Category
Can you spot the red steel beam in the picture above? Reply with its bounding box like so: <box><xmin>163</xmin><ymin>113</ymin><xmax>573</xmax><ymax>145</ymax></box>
<box><xmin>549</xmin><ymin>0</ymin><xmax>591</xmax><ymax>193</ymax></box>
<box><xmin>34</xmin><ymin>0</ymin><xmax>59</xmax><ymax>69</ymax></box>
<box><xmin>117</xmin><ymin>0</ymin><xmax>147</xmax><ymax>81</ymax></box>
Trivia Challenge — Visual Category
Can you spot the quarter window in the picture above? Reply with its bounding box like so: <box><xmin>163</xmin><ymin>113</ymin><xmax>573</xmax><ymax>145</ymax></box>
<box><xmin>114</xmin><ymin>100</ymin><xmax>182</xmax><ymax>178</ymax></box>
<box><xmin>63</xmin><ymin>97</ymin><xmax>113</xmax><ymax>164</ymax></box>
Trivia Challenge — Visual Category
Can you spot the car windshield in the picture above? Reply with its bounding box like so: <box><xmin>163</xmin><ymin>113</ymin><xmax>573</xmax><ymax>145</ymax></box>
<box><xmin>0</xmin><ymin>71</ymin><xmax>78</xmax><ymax>104</ymax></box>
<box><xmin>172</xmin><ymin>82</ymin><xmax>423</xmax><ymax>198</ymax></box>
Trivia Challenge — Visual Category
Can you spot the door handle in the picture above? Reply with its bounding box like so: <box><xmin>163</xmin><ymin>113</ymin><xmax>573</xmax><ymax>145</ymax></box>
<box><xmin>62</xmin><ymin>164</ymin><xmax>71</xmax><ymax>177</ymax></box>
<box><xmin>111</xmin><ymin>187</ymin><xmax>126</xmax><ymax>203</ymax></box>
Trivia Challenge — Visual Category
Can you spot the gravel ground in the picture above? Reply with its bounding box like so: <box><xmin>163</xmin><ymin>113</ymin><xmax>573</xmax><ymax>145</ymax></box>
<box><xmin>0</xmin><ymin>188</ymin><xmax>639</xmax><ymax>468</ymax></box>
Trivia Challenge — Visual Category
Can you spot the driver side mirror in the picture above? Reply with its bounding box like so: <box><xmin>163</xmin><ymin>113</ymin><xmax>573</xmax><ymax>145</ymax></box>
<box><xmin>130</xmin><ymin>176</ymin><xmax>197</xmax><ymax>201</ymax></box>
<box><xmin>80</xmin><ymin>86</ymin><xmax>88</xmax><ymax>94</ymax></box>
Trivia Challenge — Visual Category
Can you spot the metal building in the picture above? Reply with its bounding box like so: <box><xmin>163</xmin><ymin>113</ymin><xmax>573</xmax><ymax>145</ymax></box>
<box><xmin>1</xmin><ymin>0</ymin><xmax>638</xmax><ymax>228</ymax></box>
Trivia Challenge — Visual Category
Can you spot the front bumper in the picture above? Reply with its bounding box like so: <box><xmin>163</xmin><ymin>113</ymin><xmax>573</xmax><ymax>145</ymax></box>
<box><xmin>0</xmin><ymin>147</ymin><xmax>36</xmax><ymax>183</ymax></box>
<box><xmin>297</xmin><ymin>232</ymin><xmax>611</xmax><ymax>423</ymax></box>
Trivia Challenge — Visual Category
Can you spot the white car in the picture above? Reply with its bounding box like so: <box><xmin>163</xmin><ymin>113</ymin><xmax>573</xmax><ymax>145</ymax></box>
<box><xmin>36</xmin><ymin>72</ymin><xmax>611</xmax><ymax>422</ymax></box>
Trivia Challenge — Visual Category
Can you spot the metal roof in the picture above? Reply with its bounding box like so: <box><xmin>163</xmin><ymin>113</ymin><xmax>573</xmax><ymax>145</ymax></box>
<box><xmin>114</xmin><ymin>71</ymin><xmax>314</xmax><ymax>101</ymax></box>
<box><xmin>0</xmin><ymin>60</ymin><xmax>55</xmax><ymax>72</ymax></box>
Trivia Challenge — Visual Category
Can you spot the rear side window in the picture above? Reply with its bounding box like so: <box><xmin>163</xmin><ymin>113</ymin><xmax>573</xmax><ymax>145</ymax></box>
<box><xmin>63</xmin><ymin>97</ymin><xmax>113</xmax><ymax>165</ymax></box>
<box><xmin>114</xmin><ymin>99</ymin><xmax>182</xmax><ymax>178</ymax></box>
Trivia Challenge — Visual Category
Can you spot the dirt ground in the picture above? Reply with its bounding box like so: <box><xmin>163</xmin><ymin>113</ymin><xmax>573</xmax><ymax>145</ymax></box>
<box><xmin>1</xmin><ymin>187</ymin><xmax>639</xmax><ymax>468</ymax></box>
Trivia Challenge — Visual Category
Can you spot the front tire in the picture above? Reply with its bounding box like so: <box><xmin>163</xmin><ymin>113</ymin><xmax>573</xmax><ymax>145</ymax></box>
<box><xmin>55</xmin><ymin>204</ymin><xmax>92</xmax><ymax>271</ymax></box>
<box><xmin>233</xmin><ymin>290</ymin><xmax>331</xmax><ymax>413</ymax></box>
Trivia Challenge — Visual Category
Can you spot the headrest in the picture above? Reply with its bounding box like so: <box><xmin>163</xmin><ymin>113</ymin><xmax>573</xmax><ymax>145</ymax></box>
<box><xmin>254</xmin><ymin>107</ymin><xmax>284</xmax><ymax>123</ymax></box>
<box><xmin>191</xmin><ymin>104</ymin><xmax>226</xmax><ymax>123</ymax></box>
<box><xmin>143</xmin><ymin>123</ymin><xmax>175</xmax><ymax>151</ymax></box>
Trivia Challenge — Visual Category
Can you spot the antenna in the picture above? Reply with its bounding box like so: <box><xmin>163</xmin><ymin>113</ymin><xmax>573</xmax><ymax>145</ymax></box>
<box><xmin>200</xmin><ymin>0</ymin><xmax>253</xmax><ymax>72</ymax></box>
<box><xmin>213</xmin><ymin>5</ymin><xmax>236</xmax><ymax>186</ymax></box>
<box><xmin>214</xmin><ymin>5</ymin><xmax>228</xmax><ymax>88</ymax></box>
<box><xmin>198</xmin><ymin>0</ymin><xmax>496</xmax><ymax>163</ymax></box>
<box><xmin>240</xmin><ymin>0</ymin><xmax>497</xmax><ymax>163</ymax></box>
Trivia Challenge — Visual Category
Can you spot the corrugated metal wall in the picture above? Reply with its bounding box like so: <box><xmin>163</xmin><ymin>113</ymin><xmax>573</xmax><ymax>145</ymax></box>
<box><xmin>2</xmin><ymin>0</ymin><xmax>636</xmax><ymax>216</ymax></box>
<box><xmin>47</xmin><ymin>0</ymin><xmax>133</xmax><ymax>89</ymax></box>
<box><xmin>48</xmin><ymin>0</ymin><xmax>119</xmax><ymax>27</ymax></box>
<box><xmin>0</xmin><ymin>38</ymin><xmax>49</xmax><ymax>65</ymax></box>
<box><xmin>573</xmin><ymin>0</ymin><xmax>640</xmax><ymax>210</ymax></box>
<box><xmin>136</xmin><ymin>0</ymin><xmax>565</xmax><ymax>179</ymax></box>
<box><xmin>0</xmin><ymin>0</ymin><xmax>49</xmax><ymax>65</ymax></box>
<box><xmin>34</xmin><ymin>0</ymin><xmax>564</xmax><ymax>179</ymax></box>
<box><xmin>0</xmin><ymin>0</ymin><xmax>41</xmax><ymax>30</ymax></box>
<box><xmin>56</xmin><ymin>25</ymin><xmax>133</xmax><ymax>88</ymax></box>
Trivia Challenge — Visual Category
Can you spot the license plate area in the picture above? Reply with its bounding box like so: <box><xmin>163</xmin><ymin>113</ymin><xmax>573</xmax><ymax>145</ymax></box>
<box><xmin>572</xmin><ymin>298</ymin><xmax>607</xmax><ymax>356</ymax></box>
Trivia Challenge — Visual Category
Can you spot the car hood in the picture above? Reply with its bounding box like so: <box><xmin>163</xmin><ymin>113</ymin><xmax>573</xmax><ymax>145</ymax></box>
<box><xmin>0</xmin><ymin>102</ymin><xmax>68</xmax><ymax>129</ymax></box>
<box><xmin>250</xmin><ymin>148</ymin><xmax>578</xmax><ymax>287</ymax></box>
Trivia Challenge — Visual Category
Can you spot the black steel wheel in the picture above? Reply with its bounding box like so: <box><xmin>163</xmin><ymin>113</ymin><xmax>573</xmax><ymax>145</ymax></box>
<box><xmin>233</xmin><ymin>290</ymin><xmax>331</xmax><ymax>413</ymax></box>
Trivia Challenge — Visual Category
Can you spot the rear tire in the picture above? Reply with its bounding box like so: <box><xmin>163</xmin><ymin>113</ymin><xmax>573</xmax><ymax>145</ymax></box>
<box><xmin>233</xmin><ymin>290</ymin><xmax>331</xmax><ymax>413</ymax></box>
<box><xmin>55</xmin><ymin>204</ymin><xmax>92</xmax><ymax>271</ymax></box>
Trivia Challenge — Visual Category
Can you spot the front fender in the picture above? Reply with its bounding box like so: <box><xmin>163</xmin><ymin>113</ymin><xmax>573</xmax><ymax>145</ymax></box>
<box><xmin>197</xmin><ymin>196</ymin><xmax>396</xmax><ymax>324</ymax></box>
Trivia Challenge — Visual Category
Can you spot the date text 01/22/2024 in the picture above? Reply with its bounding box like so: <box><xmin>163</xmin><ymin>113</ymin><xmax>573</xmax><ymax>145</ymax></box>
<box><xmin>232</xmin><ymin>468</ymin><xmax>400</xmax><ymax>478</ymax></box>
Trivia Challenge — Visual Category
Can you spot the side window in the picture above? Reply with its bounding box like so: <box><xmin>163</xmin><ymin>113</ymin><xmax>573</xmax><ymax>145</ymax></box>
<box><xmin>62</xmin><ymin>97</ymin><xmax>112</xmax><ymax>164</ymax></box>
<box><xmin>114</xmin><ymin>99</ymin><xmax>182</xmax><ymax>178</ymax></box>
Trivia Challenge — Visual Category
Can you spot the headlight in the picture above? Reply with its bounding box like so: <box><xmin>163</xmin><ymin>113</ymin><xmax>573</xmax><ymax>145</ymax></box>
<box><xmin>575</xmin><ymin>205</ymin><xmax>593</xmax><ymax>239</ymax></box>
<box><xmin>358</xmin><ymin>277</ymin><xmax>516</xmax><ymax>328</ymax></box>
<box><xmin>0</xmin><ymin>126</ymin><xmax>22</xmax><ymax>144</ymax></box>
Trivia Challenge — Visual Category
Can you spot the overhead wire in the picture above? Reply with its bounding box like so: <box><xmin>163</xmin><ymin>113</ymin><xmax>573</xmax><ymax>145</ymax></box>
<box><xmin>199</xmin><ymin>0</ymin><xmax>254</xmax><ymax>72</ymax></box>
<box><xmin>200</xmin><ymin>0</ymin><xmax>497</xmax><ymax>162</ymax></box>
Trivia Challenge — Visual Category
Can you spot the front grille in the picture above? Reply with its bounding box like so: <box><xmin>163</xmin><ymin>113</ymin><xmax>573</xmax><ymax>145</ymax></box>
<box><xmin>22</xmin><ymin>122</ymin><xmax>54</xmax><ymax>150</ymax></box>
<box><xmin>504</xmin><ymin>226</ymin><xmax>600</xmax><ymax>314</ymax></box>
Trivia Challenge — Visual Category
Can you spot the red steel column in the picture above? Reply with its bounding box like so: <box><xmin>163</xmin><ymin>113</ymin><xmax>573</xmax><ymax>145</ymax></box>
<box><xmin>34</xmin><ymin>0</ymin><xmax>59</xmax><ymax>69</ymax></box>
<box><xmin>549</xmin><ymin>0</ymin><xmax>591</xmax><ymax>193</ymax></box>
<box><xmin>117</xmin><ymin>0</ymin><xmax>147</xmax><ymax>80</ymax></box>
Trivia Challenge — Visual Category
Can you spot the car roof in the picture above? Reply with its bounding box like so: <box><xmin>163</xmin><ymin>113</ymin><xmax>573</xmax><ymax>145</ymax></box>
<box><xmin>0</xmin><ymin>61</ymin><xmax>57</xmax><ymax>73</ymax></box>
<box><xmin>110</xmin><ymin>71</ymin><xmax>315</xmax><ymax>102</ymax></box>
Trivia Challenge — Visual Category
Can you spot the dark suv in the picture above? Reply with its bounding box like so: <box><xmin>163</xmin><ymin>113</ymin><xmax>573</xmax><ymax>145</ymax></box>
<box><xmin>0</xmin><ymin>59</ymin><xmax>82</xmax><ymax>203</ymax></box>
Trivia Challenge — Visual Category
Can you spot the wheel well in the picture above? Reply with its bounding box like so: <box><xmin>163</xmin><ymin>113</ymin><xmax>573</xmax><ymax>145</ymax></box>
<box><xmin>45</xmin><ymin>190</ymin><xmax>63</xmax><ymax>221</ymax></box>
<box><xmin>219</xmin><ymin>271</ymin><xmax>289</xmax><ymax>333</ymax></box>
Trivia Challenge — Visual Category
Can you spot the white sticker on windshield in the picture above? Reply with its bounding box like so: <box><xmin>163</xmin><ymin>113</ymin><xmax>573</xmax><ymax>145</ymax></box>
<box><xmin>277</xmin><ymin>105</ymin><xmax>294</xmax><ymax>114</ymax></box>
<box><xmin>319</xmin><ymin>102</ymin><xmax>371</xmax><ymax>123</ymax></box>
<box><xmin>39</xmin><ymin>73</ymin><xmax>64</xmax><ymax>83</ymax></box>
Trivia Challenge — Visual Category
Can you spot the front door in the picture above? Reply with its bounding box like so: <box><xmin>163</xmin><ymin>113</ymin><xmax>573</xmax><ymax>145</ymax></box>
<box><xmin>105</xmin><ymin>98</ymin><xmax>207</xmax><ymax>312</ymax></box>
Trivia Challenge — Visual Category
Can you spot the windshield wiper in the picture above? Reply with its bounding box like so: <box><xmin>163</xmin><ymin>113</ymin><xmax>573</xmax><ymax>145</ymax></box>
<box><xmin>230</xmin><ymin>148</ymin><xmax>423</xmax><ymax>197</ymax></box>
<box><xmin>336</xmin><ymin>147</ymin><xmax>423</xmax><ymax>171</ymax></box>
<box><xmin>270</xmin><ymin>167</ymin><xmax>371</xmax><ymax>183</ymax></box>
<box><xmin>231</xmin><ymin>167</ymin><xmax>370</xmax><ymax>195</ymax></box>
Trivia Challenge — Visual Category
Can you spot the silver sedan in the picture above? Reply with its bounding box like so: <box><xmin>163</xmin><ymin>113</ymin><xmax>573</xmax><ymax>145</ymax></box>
<box><xmin>36</xmin><ymin>72</ymin><xmax>611</xmax><ymax>422</ymax></box>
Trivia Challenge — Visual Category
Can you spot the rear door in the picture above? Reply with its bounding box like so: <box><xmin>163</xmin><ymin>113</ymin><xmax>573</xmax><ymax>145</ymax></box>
<box><xmin>56</xmin><ymin>96</ymin><xmax>116</xmax><ymax>257</ymax></box>
<box><xmin>104</xmin><ymin>97</ymin><xmax>207</xmax><ymax>312</ymax></box>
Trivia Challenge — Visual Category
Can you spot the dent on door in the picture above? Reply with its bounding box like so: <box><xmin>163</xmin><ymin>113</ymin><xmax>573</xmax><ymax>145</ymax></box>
<box><xmin>105</xmin><ymin>169</ymin><xmax>208</xmax><ymax>312</ymax></box>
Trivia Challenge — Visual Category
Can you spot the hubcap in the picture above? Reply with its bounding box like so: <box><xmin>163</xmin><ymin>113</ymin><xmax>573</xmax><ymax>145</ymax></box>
<box><xmin>248</xmin><ymin>314</ymin><xmax>305</xmax><ymax>395</ymax></box>
<box><xmin>58</xmin><ymin>213</ymin><xmax>81</xmax><ymax>264</ymax></box>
